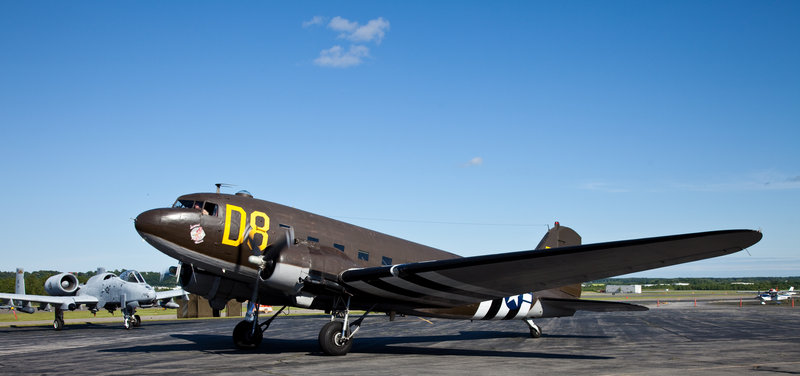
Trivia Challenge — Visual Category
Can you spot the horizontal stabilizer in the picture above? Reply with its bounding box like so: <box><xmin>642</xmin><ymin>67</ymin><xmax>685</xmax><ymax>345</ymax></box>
<box><xmin>540</xmin><ymin>297</ymin><xmax>648</xmax><ymax>312</ymax></box>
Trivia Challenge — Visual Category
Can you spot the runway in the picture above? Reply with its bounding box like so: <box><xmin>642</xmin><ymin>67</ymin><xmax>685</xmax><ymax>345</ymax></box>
<box><xmin>1</xmin><ymin>302</ymin><xmax>799</xmax><ymax>375</ymax></box>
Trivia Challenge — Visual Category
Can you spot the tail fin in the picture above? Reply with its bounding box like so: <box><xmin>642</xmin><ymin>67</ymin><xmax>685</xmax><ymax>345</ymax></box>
<box><xmin>535</xmin><ymin>222</ymin><xmax>581</xmax><ymax>250</ymax></box>
<box><xmin>535</xmin><ymin>223</ymin><xmax>582</xmax><ymax>298</ymax></box>
<box><xmin>15</xmin><ymin>268</ymin><xmax>25</xmax><ymax>295</ymax></box>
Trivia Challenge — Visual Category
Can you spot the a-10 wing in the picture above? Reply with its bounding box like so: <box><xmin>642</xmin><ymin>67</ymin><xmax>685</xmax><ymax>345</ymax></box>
<box><xmin>0</xmin><ymin>293</ymin><xmax>98</xmax><ymax>310</ymax></box>
<box><xmin>340</xmin><ymin>229</ymin><xmax>762</xmax><ymax>308</ymax></box>
<box><xmin>154</xmin><ymin>288</ymin><xmax>188</xmax><ymax>301</ymax></box>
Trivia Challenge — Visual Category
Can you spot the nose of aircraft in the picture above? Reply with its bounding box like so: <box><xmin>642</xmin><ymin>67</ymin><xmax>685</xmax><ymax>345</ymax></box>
<box><xmin>134</xmin><ymin>209</ymin><xmax>162</xmax><ymax>236</ymax></box>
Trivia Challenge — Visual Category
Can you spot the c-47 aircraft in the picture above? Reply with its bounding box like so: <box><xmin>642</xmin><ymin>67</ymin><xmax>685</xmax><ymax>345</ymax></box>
<box><xmin>134</xmin><ymin>189</ymin><xmax>762</xmax><ymax>355</ymax></box>
<box><xmin>0</xmin><ymin>268</ymin><xmax>186</xmax><ymax>330</ymax></box>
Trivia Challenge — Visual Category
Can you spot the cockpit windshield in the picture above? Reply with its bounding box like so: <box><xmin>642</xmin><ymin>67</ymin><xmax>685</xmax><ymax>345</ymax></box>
<box><xmin>119</xmin><ymin>270</ymin><xmax>145</xmax><ymax>284</ymax></box>
<box><xmin>172</xmin><ymin>199</ymin><xmax>218</xmax><ymax>216</ymax></box>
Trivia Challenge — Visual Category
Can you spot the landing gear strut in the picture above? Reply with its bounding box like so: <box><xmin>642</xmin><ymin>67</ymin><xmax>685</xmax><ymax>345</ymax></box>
<box><xmin>53</xmin><ymin>308</ymin><xmax>64</xmax><ymax>330</ymax></box>
<box><xmin>122</xmin><ymin>307</ymin><xmax>139</xmax><ymax>330</ymax></box>
<box><xmin>525</xmin><ymin>318</ymin><xmax>542</xmax><ymax>338</ymax></box>
<box><xmin>318</xmin><ymin>296</ymin><xmax>374</xmax><ymax>356</ymax></box>
<box><xmin>233</xmin><ymin>305</ymin><xmax>286</xmax><ymax>349</ymax></box>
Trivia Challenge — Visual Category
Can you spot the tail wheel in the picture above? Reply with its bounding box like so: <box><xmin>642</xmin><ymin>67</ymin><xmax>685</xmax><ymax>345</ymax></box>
<box><xmin>319</xmin><ymin>321</ymin><xmax>353</xmax><ymax>356</ymax></box>
<box><xmin>233</xmin><ymin>320</ymin><xmax>263</xmax><ymax>349</ymax></box>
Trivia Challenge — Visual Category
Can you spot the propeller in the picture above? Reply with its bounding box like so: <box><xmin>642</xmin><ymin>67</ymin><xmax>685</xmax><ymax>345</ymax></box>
<box><xmin>247</xmin><ymin>226</ymin><xmax>294</xmax><ymax>280</ymax></box>
<box><xmin>245</xmin><ymin>225</ymin><xmax>295</xmax><ymax>316</ymax></box>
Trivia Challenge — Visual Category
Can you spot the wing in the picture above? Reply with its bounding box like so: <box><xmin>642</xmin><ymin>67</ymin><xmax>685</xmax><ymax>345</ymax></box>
<box><xmin>340</xmin><ymin>229</ymin><xmax>761</xmax><ymax>308</ymax></box>
<box><xmin>155</xmin><ymin>288</ymin><xmax>187</xmax><ymax>300</ymax></box>
<box><xmin>0</xmin><ymin>293</ymin><xmax>98</xmax><ymax>309</ymax></box>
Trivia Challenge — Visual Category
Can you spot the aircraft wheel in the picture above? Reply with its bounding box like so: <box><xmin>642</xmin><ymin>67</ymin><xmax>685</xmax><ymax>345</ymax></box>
<box><xmin>123</xmin><ymin>317</ymin><xmax>133</xmax><ymax>330</ymax></box>
<box><xmin>319</xmin><ymin>321</ymin><xmax>352</xmax><ymax>356</ymax></box>
<box><xmin>233</xmin><ymin>320</ymin><xmax>263</xmax><ymax>349</ymax></box>
<box><xmin>133</xmin><ymin>315</ymin><xmax>141</xmax><ymax>327</ymax></box>
<box><xmin>530</xmin><ymin>326</ymin><xmax>542</xmax><ymax>338</ymax></box>
<box><xmin>53</xmin><ymin>319</ymin><xmax>64</xmax><ymax>331</ymax></box>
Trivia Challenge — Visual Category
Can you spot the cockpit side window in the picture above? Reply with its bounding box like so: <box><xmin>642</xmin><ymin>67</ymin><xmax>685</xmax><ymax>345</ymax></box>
<box><xmin>203</xmin><ymin>202</ymin><xmax>218</xmax><ymax>216</ymax></box>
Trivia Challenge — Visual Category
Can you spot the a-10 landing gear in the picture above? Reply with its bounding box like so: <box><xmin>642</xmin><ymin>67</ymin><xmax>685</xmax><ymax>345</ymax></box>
<box><xmin>121</xmin><ymin>306</ymin><xmax>142</xmax><ymax>330</ymax></box>
<box><xmin>232</xmin><ymin>305</ymin><xmax>286</xmax><ymax>349</ymax></box>
<box><xmin>123</xmin><ymin>314</ymin><xmax>141</xmax><ymax>329</ymax></box>
<box><xmin>53</xmin><ymin>308</ymin><xmax>65</xmax><ymax>330</ymax></box>
<box><xmin>525</xmin><ymin>318</ymin><xmax>542</xmax><ymax>338</ymax></box>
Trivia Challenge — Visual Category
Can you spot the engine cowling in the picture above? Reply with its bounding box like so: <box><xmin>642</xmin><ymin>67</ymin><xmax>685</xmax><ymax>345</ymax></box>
<box><xmin>44</xmin><ymin>273</ymin><xmax>79</xmax><ymax>296</ymax></box>
<box><xmin>179</xmin><ymin>265</ymin><xmax>252</xmax><ymax>310</ymax></box>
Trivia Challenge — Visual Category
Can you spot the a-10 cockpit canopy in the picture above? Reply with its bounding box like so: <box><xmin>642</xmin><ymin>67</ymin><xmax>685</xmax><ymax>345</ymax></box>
<box><xmin>118</xmin><ymin>270</ymin><xmax>146</xmax><ymax>284</ymax></box>
<box><xmin>173</xmin><ymin>198</ymin><xmax>218</xmax><ymax>216</ymax></box>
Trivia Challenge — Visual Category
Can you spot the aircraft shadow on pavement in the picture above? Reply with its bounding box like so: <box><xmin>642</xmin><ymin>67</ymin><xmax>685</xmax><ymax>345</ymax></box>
<box><xmin>100</xmin><ymin>330</ymin><xmax>613</xmax><ymax>360</ymax></box>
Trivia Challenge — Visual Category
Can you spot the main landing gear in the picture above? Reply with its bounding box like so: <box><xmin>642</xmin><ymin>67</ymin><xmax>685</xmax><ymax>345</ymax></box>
<box><xmin>233</xmin><ymin>305</ymin><xmax>286</xmax><ymax>349</ymax></box>
<box><xmin>318</xmin><ymin>296</ymin><xmax>374</xmax><ymax>356</ymax></box>
<box><xmin>525</xmin><ymin>318</ymin><xmax>542</xmax><ymax>338</ymax></box>
<box><xmin>53</xmin><ymin>308</ymin><xmax>65</xmax><ymax>330</ymax></box>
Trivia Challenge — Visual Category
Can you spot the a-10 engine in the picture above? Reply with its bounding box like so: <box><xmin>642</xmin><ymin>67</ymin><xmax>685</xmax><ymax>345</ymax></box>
<box><xmin>44</xmin><ymin>273</ymin><xmax>80</xmax><ymax>296</ymax></box>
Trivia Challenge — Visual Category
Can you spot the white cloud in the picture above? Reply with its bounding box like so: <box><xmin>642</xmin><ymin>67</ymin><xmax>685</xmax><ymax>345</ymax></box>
<box><xmin>348</xmin><ymin>17</ymin><xmax>390</xmax><ymax>44</ymax></box>
<box><xmin>328</xmin><ymin>16</ymin><xmax>358</xmax><ymax>32</ymax></box>
<box><xmin>580</xmin><ymin>182</ymin><xmax>630</xmax><ymax>193</ymax></box>
<box><xmin>463</xmin><ymin>157</ymin><xmax>483</xmax><ymax>167</ymax></box>
<box><xmin>309</xmin><ymin>16</ymin><xmax>389</xmax><ymax>68</ymax></box>
<box><xmin>314</xmin><ymin>45</ymin><xmax>370</xmax><ymax>68</ymax></box>
<box><xmin>328</xmin><ymin>16</ymin><xmax>390</xmax><ymax>44</ymax></box>
<box><xmin>302</xmin><ymin>16</ymin><xmax>325</xmax><ymax>28</ymax></box>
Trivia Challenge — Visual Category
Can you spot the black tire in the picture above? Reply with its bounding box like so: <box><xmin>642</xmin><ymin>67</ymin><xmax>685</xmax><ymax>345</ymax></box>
<box><xmin>318</xmin><ymin>321</ymin><xmax>352</xmax><ymax>356</ymax></box>
<box><xmin>133</xmin><ymin>315</ymin><xmax>141</xmax><ymax>327</ymax></box>
<box><xmin>233</xmin><ymin>320</ymin><xmax>263</xmax><ymax>349</ymax></box>
<box><xmin>530</xmin><ymin>327</ymin><xmax>542</xmax><ymax>338</ymax></box>
<box><xmin>53</xmin><ymin>319</ymin><xmax>64</xmax><ymax>331</ymax></box>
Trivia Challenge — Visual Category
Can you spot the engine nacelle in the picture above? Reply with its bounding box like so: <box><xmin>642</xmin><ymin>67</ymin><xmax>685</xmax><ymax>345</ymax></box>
<box><xmin>44</xmin><ymin>273</ymin><xmax>79</xmax><ymax>296</ymax></box>
<box><xmin>260</xmin><ymin>262</ymin><xmax>307</xmax><ymax>295</ymax></box>
<box><xmin>179</xmin><ymin>265</ymin><xmax>252</xmax><ymax>310</ymax></box>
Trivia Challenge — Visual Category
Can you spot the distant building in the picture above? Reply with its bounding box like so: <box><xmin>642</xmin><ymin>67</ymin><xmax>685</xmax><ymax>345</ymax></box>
<box><xmin>605</xmin><ymin>285</ymin><xmax>642</xmax><ymax>294</ymax></box>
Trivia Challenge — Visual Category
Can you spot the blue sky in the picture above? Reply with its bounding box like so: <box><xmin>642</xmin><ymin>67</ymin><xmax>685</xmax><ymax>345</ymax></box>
<box><xmin>1</xmin><ymin>1</ymin><xmax>797</xmax><ymax>277</ymax></box>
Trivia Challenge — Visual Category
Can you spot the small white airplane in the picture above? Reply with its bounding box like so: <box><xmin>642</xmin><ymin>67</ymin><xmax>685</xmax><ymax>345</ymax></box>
<box><xmin>0</xmin><ymin>267</ymin><xmax>187</xmax><ymax>330</ymax></box>
<box><xmin>756</xmin><ymin>287</ymin><xmax>797</xmax><ymax>304</ymax></box>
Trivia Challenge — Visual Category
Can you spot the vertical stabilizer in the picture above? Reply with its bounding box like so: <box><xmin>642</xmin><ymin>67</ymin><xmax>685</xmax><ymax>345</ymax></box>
<box><xmin>15</xmin><ymin>268</ymin><xmax>25</xmax><ymax>295</ymax></box>
<box><xmin>535</xmin><ymin>223</ymin><xmax>582</xmax><ymax>298</ymax></box>
<box><xmin>535</xmin><ymin>222</ymin><xmax>581</xmax><ymax>250</ymax></box>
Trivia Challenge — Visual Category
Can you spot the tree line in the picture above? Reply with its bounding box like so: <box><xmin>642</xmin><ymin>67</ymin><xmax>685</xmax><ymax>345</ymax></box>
<box><xmin>586</xmin><ymin>277</ymin><xmax>800</xmax><ymax>292</ymax></box>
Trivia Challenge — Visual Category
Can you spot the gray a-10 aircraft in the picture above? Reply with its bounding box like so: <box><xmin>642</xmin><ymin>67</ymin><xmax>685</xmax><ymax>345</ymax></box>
<box><xmin>0</xmin><ymin>267</ymin><xmax>187</xmax><ymax>330</ymax></box>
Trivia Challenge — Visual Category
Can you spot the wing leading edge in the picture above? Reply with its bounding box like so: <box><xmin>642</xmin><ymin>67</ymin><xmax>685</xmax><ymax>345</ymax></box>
<box><xmin>340</xmin><ymin>229</ymin><xmax>761</xmax><ymax>308</ymax></box>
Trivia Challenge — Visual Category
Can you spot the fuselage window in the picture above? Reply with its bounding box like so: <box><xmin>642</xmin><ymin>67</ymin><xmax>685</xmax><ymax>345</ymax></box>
<box><xmin>381</xmin><ymin>256</ymin><xmax>392</xmax><ymax>266</ymax></box>
<box><xmin>357</xmin><ymin>250</ymin><xmax>369</xmax><ymax>261</ymax></box>
<box><xmin>334</xmin><ymin>243</ymin><xmax>345</xmax><ymax>252</ymax></box>
<box><xmin>173</xmin><ymin>199</ymin><xmax>194</xmax><ymax>209</ymax></box>
<box><xmin>173</xmin><ymin>199</ymin><xmax>217</xmax><ymax>216</ymax></box>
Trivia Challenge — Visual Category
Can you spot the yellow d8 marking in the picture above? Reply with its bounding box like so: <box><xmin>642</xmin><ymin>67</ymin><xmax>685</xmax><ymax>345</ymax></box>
<box><xmin>222</xmin><ymin>204</ymin><xmax>270</xmax><ymax>252</ymax></box>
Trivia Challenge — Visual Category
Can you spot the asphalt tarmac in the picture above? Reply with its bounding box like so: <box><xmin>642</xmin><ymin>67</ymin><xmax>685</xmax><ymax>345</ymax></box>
<box><xmin>1</xmin><ymin>302</ymin><xmax>799</xmax><ymax>375</ymax></box>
